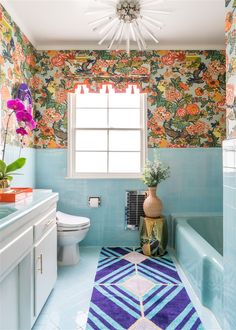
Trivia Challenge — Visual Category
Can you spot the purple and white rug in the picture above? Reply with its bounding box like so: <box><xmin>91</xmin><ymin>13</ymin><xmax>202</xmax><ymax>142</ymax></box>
<box><xmin>87</xmin><ymin>247</ymin><xmax>204</xmax><ymax>330</ymax></box>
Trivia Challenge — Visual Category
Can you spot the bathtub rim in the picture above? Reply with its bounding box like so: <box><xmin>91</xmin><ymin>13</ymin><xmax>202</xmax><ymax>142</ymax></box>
<box><xmin>170</xmin><ymin>213</ymin><xmax>223</xmax><ymax>258</ymax></box>
<box><xmin>173</xmin><ymin>217</ymin><xmax>223</xmax><ymax>271</ymax></box>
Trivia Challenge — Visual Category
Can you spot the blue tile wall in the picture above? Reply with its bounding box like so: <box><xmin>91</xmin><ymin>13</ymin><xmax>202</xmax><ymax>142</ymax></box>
<box><xmin>223</xmin><ymin>139</ymin><xmax>236</xmax><ymax>330</ymax></box>
<box><xmin>4</xmin><ymin>145</ymin><xmax>36</xmax><ymax>187</ymax></box>
<box><xmin>35</xmin><ymin>148</ymin><xmax>222</xmax><ymax>246</ymax></box>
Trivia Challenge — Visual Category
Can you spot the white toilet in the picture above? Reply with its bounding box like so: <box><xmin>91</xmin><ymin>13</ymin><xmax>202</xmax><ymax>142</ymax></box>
<box><xmin>57</xmin><ymin>211</ymin><xmax>90</xmax><ymax>266</ymax></box>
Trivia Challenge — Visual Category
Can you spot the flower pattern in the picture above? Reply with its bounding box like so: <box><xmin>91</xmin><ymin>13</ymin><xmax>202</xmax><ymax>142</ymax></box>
<box><xmin>0</xmin><ymin>4</ymin><xmax>36</xmax><ymax>147</ymax></box>
<box><xmin>33</xmin><ymin>49</ymin><xmax>225</xmax><ymax>148</ymax></box>
<box><xmin>0</xmin><ymin>4</ymin><xmax>226</xmax><ymax>149</ymax></box>
<box><xmin>226</xmin><ymin>0</ymin><xmax>236</xmax><ymax>138</ymax></box>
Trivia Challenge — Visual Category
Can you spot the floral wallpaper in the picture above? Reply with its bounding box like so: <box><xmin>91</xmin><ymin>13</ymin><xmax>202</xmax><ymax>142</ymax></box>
<box><xmin>226</xmin><ymin>0</ymin><xmax>236</xmax><ymax>137</ymax></box>
<box><xmin>0</xmin><ymin>4</ymin><xmax>37</xmax><ymax>147</ymax></box>
<box><xmin>0</xmin><ymin>4</ymin><xmax>226</xmax><ymax>149</ymax></box>
<box><xmin>33</xmin><ymin>50</ymin><xmax>226</xmax><ymax>148</ymax></box>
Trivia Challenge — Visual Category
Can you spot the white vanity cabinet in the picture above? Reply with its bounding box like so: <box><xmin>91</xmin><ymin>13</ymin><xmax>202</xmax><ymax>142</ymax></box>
<box><xmin>34</xmin><ymin>224</ymin><xmax>57</xmax><ymax>318</ymax></box>
<box><xmin>0</xmin><ymin>192</ymin><xmax>58</xmax><ymax>330</ymax></box>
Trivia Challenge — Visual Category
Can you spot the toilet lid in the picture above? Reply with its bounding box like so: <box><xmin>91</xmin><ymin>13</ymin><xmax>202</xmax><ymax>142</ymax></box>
<box><xmin>57</xmin><ymin>211</ymin><xmax>90</xmax><ymax>228</ymax></box>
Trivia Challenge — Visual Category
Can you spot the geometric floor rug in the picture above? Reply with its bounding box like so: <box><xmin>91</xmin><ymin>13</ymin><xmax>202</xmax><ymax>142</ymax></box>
<box><xmin>86</xmin><ymin>247</ymin><xmax>204</xmax><ymax>330</ymax></box>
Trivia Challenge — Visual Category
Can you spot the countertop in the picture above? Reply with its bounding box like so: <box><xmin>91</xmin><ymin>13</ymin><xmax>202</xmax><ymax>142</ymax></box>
<box><xmin>0</xmin><ymin>189</ymin><xmax>59</xmax><ymax>231</ymax></box>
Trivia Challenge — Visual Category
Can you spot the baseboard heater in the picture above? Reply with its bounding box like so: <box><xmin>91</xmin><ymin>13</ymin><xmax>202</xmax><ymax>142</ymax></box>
<box><xmin>125</xmin><ymin>190</ymin><xmax>146</xmax><ymax>230</ymax></box>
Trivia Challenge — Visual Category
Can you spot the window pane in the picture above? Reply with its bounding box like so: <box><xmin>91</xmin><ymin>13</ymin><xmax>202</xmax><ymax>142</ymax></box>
<box><xmin>76</xmin><ymin>152</ymin><xmax>107</xmax><ymax>173</ymax></box>
<box><xmin>109</xmin><ymin>130</ymin><xmax>140</xmax><ymax>151</ymax></box>
<box><xmin>76</xmin><ymin>93</ymin><xmax>107</xmax><ymax>108</ymax></box>
<box><xmin>76</xmin><ymin>108</ymin><xmax>107</xmax><ymax>128</ymax></box>
<box><xmin>109</xmin><ymin>152</ymin><xmax>141</xmax><ymax>173</ymax></box>
<box><xmin>109</xmin><ymin>93</ymin><xmax>140</xmax><ymax>108</ymax></box>
<box><xmin>76</xmin><ymin>130</ymin><xmax>107</xmax><ymax>150</ymax></box>
<box><xmin>109</xmin><ymin>108</ymin><xmax>140</xmax><ymax>128</ymax></box>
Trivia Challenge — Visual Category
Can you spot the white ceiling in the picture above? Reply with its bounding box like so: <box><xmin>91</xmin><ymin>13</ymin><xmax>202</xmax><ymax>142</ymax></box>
<box><xmin>0</xmin><ymin>0</ymin><xmax>225</xmax><ymax>50</ymax></box>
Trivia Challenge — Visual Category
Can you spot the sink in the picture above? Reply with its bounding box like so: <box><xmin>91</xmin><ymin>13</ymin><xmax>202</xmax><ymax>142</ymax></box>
<box><xmin>0</xmin><ymin>207</ymin><xmax>17</xmax><ymax>219</ymax></box>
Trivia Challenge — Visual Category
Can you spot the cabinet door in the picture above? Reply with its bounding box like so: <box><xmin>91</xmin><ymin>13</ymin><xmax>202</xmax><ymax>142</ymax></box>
<box><xmin>34</xmin><ymin>224</ymin><xmax>57</xmax><ymax>318</ymax></box>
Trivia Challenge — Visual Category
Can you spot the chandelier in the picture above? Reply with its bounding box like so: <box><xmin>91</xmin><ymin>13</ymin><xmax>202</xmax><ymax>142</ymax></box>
<box><xmin>87</xmin><ymin>0</ymin><xmax>169</xmax><ymax>54</ymax></box>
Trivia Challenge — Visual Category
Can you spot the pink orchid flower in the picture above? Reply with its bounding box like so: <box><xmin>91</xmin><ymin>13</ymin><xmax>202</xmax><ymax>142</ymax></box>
<box><xmin>27</xmin><ymin>119</ymin><xmax>36</xmax><ymax>130</ymax></box>
<box><xmin>16</xmin><ymin>127</ymin><xmax>28</xmax><ymax>136</ymax></box>
<box><xmin>7</xmin><ymin>98</ymin><xmax>25</xmax><ymax>112</ymax></box>
<box><xmin>16</xmin><ymin>110</ymin><xmax>33</xmax><ymax>123</ymax></box>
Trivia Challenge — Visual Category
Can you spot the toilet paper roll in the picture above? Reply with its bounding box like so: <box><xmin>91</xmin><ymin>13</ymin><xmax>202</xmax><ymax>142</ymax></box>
<box><xmin>89</xmin><ymin>197</ymin><xmax>100</xmax><ymax>208</ymax></box>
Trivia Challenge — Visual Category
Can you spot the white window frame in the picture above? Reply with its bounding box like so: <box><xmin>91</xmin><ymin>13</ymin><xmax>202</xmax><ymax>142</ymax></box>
<box><xmin>67</xmin><ymin>91</ymin><xmax>147</xmax><ymax>179</ymax></box>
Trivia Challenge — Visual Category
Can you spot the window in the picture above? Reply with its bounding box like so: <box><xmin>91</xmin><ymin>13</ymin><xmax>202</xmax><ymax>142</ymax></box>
<box><xmin>68</xmin><ymin>85</ymin><xmax>146</xmax><ymax>178</ymax></box>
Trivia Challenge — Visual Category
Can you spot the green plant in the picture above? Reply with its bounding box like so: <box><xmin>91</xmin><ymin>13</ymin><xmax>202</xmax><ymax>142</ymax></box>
<box><xmin>0</xmin><ymin>158</ymin><xmax>26</xmax><ymax>182</ymax></box>
<box><xmin>141</xmin><ymin>159</ymin><xmax>170</xmax><ymax>187</ymax></box>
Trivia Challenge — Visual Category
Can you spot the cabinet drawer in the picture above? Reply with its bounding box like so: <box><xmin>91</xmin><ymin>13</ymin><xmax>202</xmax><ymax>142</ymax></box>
<box><xmin>0</xmin><ymin>227</ymin><xmax>33</xmax><ymax>280</ymax></box>
<box><xmin>34</xmin><ymin>208</ymin><xmax>56</xmax><ymax>242</ymax></box>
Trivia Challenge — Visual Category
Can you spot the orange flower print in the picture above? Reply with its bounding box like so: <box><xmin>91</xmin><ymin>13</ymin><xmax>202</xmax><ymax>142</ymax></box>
<box><xmin>186</xmin><ymin>121</ymin><xmax>209</xmax><ymax>135</ymax></box>
<box><xmin>14</xmin><ymin>44</ymin><xmax>25</xmax><ymax>62</ymax></box>
<box><xmin>7</xmin><ymin>68</ymin><xmax>13</xmax><ymax>80</ymax></box>
<box><xmin>41</xmin><ymin>126</ymin><xmax>55</xmax><ymax>136</ymax></box>
<box><xmin>30</xmin><ymin>76</ymin><xmax>42</xmax><ymax>89</ymax></box>
<box><xmin>226</xmin><ymin>84</ymin><xmax>235</xmax><ymax>106</ymax></box>
<box><xmin>56</xmin><ymin>90</ymin><xmax>67</xmax><ymax>103</ymax></box>
<box><xmin>161</xmin><ymin>53</ymin><xmax>175</xmax><ymax>65</ymax></box>
<box><xmin>153</xmin><ymin>107</ymin><xmax>172</xmax><ymax>121</ymax></box>
<box><xmin>165</xmin><ymin>88</ymin><xmax>181</xmax><ymax>102</ymax></box>
<box><xmin>51</xmin><ymin>54</ymin><xmax>66</xmax><ymax>67</ymax></box>
<box><xmin>65</xmin><ymin>53</ymin><xmax>76</xmax><ymax>61</ymax></box>
<box><xmin>206</xmin><ymin>79</ymin><xmax>219</xmax><ymax>89</ymax></box>
<box><xmin>37</xmin><ymin>119</ymin><xmax>48</xmax><ymax>130</ymax></box>
<box><xmin>225</xmin><ymin>12</ymin><xmax>233</xmax><ymax>33</ymax></box>
<box><xmin>195</xmin><ymin>87</ymin><xmax>204</xmax><ymax>96</ymax></box>
<box><xmin>176</xmin><ymin>108</ymin><xmax>186</xmax><ymax>117</ymax></box>
<box><xmin>26</xmin><ymin>55</ymin><xmax>36</xmax><ymax>67</ymax></box>
<box><xmin>47</xmin><ymin>140</ymin><xmax>59</xmax><ymax>148</ymax></box>
<box><xmin>174</xmin><ymin>52</ymin><xmax>186</xmax><ymax>62</ymax></box>
<box><xmin>179</xmin><ymin>82</ymin><xmax>189</xmax><ymax>91</ymax></box>
<box><xmin>43</xmin><ymin>108</ymin><xmax>62</xmax><ymax>123</ymax></box>
<box><xmin>208</xmin><ymin>60</ymin><xmax>225</xmax><ymax>76</ymax></box>
<box><xmin>0</xmin><ymin>55</ymin><xmax>4</xmax><ymax>65</ymax></box>
<box><xmin>186</xmin><ymin>104</ymin><xmax>200</xmax><ymax>116</ymax></box>
<box><xmin>153</xmin><ymin>125</ymin><xmax>165</xmax><ymax>136</ymax></box>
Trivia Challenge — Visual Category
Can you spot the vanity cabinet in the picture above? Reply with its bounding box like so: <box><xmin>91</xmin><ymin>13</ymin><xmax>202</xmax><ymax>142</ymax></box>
<box><xmin>34</xmin><ymin>224</ymin><xmax>57</xmax><ymax>318</ymax></box>
<box><xmin>0</xmin><ymin>191</ymin><xmax>58</xmax><ymax>330</ymax></box>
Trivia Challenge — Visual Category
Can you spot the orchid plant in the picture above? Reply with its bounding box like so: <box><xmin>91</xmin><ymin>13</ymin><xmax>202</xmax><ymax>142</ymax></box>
<box><xmin>0</xmin><ymin>97</ymin><xmax>36</xmax><ymax>188</ymax></box>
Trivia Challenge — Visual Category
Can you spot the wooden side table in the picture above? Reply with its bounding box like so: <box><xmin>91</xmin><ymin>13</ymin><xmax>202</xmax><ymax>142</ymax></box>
<box><xmin>139</xmin><ymin>216</ymin><xmax>168</xmax><ymax>257</ymax></box>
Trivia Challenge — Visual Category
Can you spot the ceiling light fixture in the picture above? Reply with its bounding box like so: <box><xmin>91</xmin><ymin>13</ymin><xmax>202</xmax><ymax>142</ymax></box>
<box><xmin>87</xmin><ymin>0</ymin><xmax>170</xmax><ymax>54</ymax></box>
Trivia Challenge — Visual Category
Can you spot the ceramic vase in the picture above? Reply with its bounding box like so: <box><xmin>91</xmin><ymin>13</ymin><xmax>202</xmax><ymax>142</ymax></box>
<box><xmin>143</xmin><ymin>186</ymin><xmax>163</xmax><ymax>218</ymax></box>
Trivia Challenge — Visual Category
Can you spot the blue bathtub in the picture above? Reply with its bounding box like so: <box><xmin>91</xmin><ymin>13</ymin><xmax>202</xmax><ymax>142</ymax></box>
<box><xmin>172</xmin><ymin>214</ymin><xmax>223</xmax><ymax>328</ymax></box>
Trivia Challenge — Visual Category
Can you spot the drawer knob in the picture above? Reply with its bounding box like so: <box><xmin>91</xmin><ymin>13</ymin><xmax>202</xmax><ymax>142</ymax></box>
<box><xmin>37</xmin><ymin>254</ymin><xmax>43</xmax><ymax>274</ymax></box>
<box><xmin>45</xmin><ymin>219</ymin><xmax>55</xmax><ymax>227</ymax></box>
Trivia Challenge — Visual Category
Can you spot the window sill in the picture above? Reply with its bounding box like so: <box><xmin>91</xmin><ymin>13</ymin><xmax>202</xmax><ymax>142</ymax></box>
<box><xmin>65</xmin><ymin>174</ymin><xmax>142</xmax><ymax>180</ymax></box>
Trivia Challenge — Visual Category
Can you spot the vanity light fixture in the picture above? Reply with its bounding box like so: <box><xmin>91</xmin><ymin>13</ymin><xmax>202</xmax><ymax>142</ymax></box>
<box><xmin>87</xmin><ymin>0</ymin><xmax>170</xmax><ymax>54</ymax></box>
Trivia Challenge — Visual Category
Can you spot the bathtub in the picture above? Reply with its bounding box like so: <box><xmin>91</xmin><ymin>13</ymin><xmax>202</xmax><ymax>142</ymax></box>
<box><xmin>172</xmin><ymin>213</ymin><xmax>223</xmax><ymax>328</ymax></box>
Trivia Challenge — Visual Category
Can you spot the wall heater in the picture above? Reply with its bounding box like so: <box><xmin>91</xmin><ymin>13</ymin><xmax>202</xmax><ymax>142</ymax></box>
<box><xmin>125</xmin><ymin>190</ymin><xmax>146</xmax><ymax>230</ymax></box>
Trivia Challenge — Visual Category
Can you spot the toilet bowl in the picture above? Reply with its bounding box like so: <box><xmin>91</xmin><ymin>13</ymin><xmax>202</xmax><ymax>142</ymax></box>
<box><xmin>57</xmin><ymin>211</ymin><xmax>90</xmax><ymax>266</ymax></box>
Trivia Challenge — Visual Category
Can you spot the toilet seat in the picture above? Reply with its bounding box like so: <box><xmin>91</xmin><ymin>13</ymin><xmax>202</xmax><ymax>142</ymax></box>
<box><xmin>57</xmin><ymin>211</ymin><xmax>90</xmax><ymax>231</ymax></box>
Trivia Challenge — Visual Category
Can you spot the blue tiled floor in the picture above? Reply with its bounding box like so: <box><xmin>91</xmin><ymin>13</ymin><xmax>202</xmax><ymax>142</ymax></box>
<box><xmin>33</xmin><ymin>247</ymin><xmax>221</xmax><ymax>330</ymax></box>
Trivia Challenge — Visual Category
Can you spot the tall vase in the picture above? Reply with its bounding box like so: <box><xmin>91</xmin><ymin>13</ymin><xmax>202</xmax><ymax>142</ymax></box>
<box><xmin>143</xmin><ymin>186</ymin><xmax>163</xmax><ymax>218</ymax></box>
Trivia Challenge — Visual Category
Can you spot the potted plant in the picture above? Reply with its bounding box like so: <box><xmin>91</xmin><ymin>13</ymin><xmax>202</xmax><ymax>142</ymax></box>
<box><xmin>0</xmin><ymin>97</ymin><xmax>36</xmax><ymax>190</ymax></box>
<box><xmin>141</xmin><ymin>159</ymin><xmax>170</xmax><ymax>218</ymax></box>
